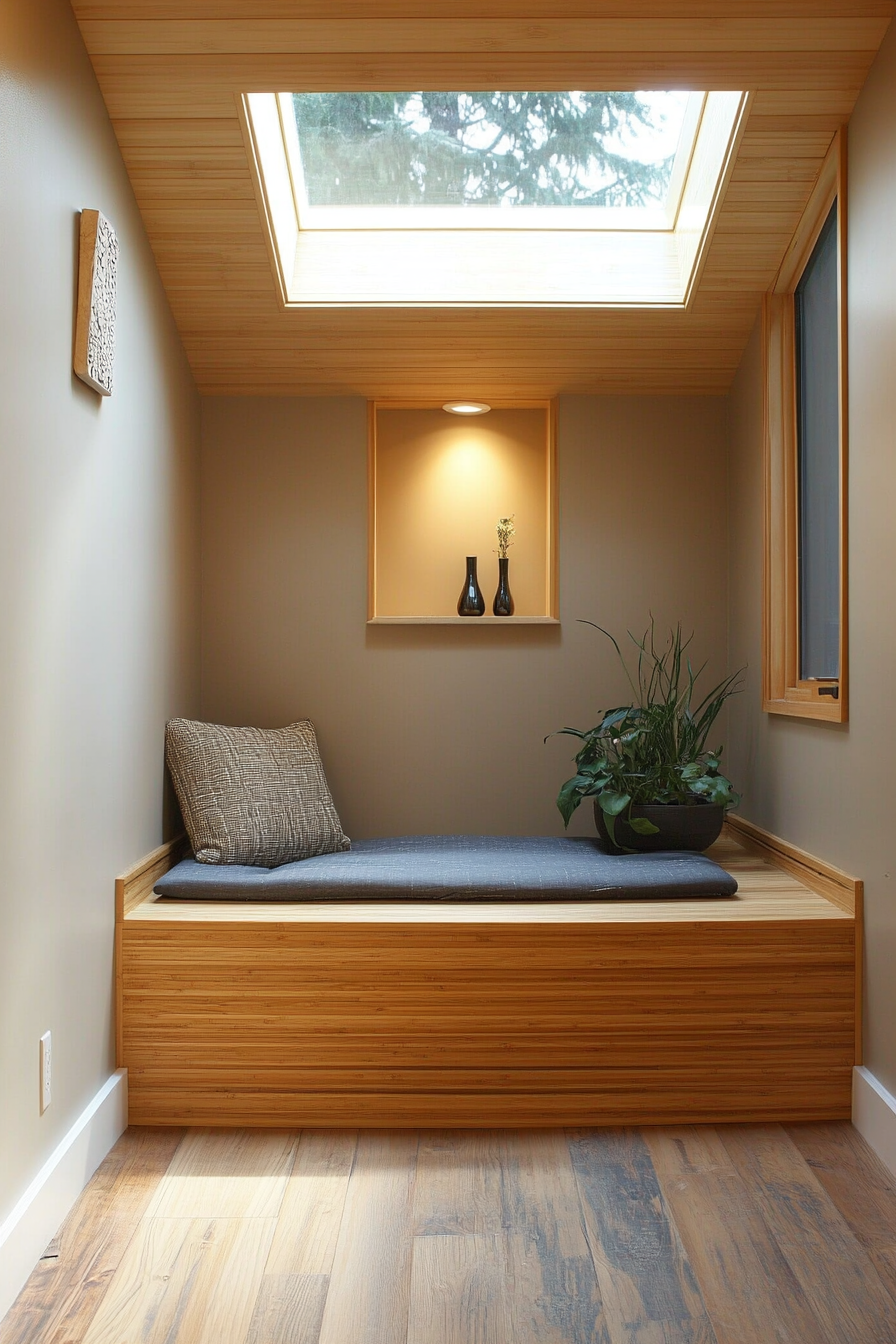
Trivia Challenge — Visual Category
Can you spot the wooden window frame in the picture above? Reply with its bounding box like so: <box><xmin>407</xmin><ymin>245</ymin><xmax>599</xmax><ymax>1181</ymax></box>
<box><xmin>762</xmin><ymin>129</ymin><xmax>848</xmax><ymax>723</ymax></box>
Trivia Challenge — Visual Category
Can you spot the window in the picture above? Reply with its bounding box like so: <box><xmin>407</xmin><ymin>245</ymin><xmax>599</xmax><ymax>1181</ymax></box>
<box><xmin>796</xmin><ymin>204</ymin><xmax>840</xmax><ymax>682</ymax></box>
<box><xmin>241</xmin><ymin>89</ymin><xmax>749</xmax><ymax>308</ymax></box>
<box><xmin>287</xmin><ymin>91</ymin><xmax>698</xmax><ymax>230</ymax></box>
<box><xmin>763</xmin><ymin>130</ymin><xmax>847</xmax><ymax>722</ymax></box>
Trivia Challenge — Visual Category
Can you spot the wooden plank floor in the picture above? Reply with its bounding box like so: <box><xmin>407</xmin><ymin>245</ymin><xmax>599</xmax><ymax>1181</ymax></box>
<box><xmin>4</xmin><ymin>1122</ymin><xmax>896</xmax><ymax>1344</ymax></box>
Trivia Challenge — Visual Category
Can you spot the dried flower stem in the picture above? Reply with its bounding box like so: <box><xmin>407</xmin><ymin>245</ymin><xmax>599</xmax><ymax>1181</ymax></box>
<box><xmin>496</xmin><ymin>515</ymin><xmax>516</xmax><ymax>559</ymax></box>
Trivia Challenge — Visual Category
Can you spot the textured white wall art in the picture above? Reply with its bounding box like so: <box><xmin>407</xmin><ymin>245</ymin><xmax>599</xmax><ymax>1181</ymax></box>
<box><xmin>74</xmin><ymin>209</ymin><xmax>118</xmax><ymax>395</ymax></box>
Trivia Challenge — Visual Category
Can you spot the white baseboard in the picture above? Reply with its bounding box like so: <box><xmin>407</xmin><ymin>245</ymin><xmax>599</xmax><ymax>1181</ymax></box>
<box><xmin>0</xmin><ymin>1069</ymin><xmax>128</xmax><ymax>1323</ymax></box>
<box><xmin>853</xmin><ymin>1065</ymin><xmax>896</xmax><ymax>1179</ymax></box>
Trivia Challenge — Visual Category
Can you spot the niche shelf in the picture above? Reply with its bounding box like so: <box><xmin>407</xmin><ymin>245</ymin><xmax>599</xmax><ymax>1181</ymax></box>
<box><xmin>368</xmin><ymin>400</ymin><xmax>558</xmax><ymax>624</ymax></box>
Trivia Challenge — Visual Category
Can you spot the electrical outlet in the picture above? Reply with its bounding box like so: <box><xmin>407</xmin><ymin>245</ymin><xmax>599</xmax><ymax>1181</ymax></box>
<box><xmin>39</xmin><ymin>1031</ymin><xmax>51</xmax><ymax>1113</ymax></box>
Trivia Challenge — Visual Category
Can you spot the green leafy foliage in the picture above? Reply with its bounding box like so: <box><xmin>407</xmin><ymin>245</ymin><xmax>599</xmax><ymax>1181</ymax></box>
<box><xmin>291</xmin><ymin>91</ymin><xmax>676</xmax><ymax>209</ymax></box>
<box><xmin>548</xmin><ymin>621</ymin><xmax>744</xmax><ymax>831</ymax></box>
<box><xmin>628</xmin><ymin>816</ymin><xmax>661</xmax><ymax>836</ymax></box>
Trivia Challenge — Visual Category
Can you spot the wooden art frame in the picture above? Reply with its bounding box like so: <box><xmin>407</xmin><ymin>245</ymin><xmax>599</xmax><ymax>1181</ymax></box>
<box><xmin>74</xmin><ymin>208</ymin><xmax>118</xmax><ymax>396</ymax></box>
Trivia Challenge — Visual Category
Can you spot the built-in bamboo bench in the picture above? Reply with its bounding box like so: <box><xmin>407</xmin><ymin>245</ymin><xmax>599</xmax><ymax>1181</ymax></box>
<box><xmin>115</xmin><ymin>820</ymin><xmax>861</xmax><ymax>1128</ymax></box>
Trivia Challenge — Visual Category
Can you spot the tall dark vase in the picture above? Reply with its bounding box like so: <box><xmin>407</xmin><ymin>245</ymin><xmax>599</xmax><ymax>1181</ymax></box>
<box><xmin>493</xmin><ymin>557</ymin><xmax>514</xmax><ymax>616</ymax></box>
<box><xmin>457</xmin><ymin>556</ymin><xmax>485</xmax><ymax>616</ymax></box>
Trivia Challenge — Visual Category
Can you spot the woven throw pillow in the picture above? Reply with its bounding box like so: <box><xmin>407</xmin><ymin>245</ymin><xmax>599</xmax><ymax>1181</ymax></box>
<box><xmin>165</xmin><ymin>718</ymin><xmax>350</xmax><ymax>866</ymax></box>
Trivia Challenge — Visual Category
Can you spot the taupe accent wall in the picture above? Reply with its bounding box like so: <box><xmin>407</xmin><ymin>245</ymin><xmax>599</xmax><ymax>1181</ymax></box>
<box><xmin>200</xmin><ymin>395</ymin><xmax>729</xmax><ymax>840</ymax></box>
<box><xmin>0</xmin><ymin>0</ymin><xmax>199</xmax><ymax>1228</ymax></box>
<box><xmin>727</xmin><ymin>17</ymin><xmax>896</xmax><ymax>1096</ymax></box>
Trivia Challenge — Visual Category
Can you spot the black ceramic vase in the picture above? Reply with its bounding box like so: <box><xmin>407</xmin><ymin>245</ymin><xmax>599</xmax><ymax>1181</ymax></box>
<box><xmin>457</xmin><ymin>556</ymin><xmax>485</xmax><ymax>616</ymax></box>
<box><xmin>493</xmin><ymin>557</ymin><xmax>514</xmax><ymax>616</ymax></box>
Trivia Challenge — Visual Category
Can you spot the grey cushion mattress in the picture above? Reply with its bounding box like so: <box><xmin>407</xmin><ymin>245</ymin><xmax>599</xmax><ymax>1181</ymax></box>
<box><xmin>153</xmin><ymin>835</ymin><xmax>738</xmax><ymax>902</ymax></box>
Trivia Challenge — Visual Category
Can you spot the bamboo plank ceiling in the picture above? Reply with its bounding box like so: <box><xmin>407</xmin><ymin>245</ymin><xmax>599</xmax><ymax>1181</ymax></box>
<box><xmin>71</xmin><ymin>1</ymin><xmax>894</xmax><ymax>397</ymax></box>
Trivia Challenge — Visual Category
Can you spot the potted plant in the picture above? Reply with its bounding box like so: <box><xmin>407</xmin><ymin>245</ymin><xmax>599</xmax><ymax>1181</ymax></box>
<box><xmin>550</xmin><ymin>621</ymin><xmax>743</xmax><ymax>853</ymax></box>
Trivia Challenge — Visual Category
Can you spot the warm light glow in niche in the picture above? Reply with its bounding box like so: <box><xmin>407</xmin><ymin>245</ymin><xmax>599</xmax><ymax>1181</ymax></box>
<box><xmin>430</xmin><ymin>438</ymin><xmax>506</xmax><ymax>531</ymax></box>
<box><xmin>373</xmin><ymin>407</ymin><xmax>550</xmax><ymax>617</ymax></box>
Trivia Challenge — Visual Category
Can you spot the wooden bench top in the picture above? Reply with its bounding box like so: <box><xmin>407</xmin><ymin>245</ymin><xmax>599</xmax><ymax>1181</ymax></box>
<box><xmin>121</xmin><ymin>833</ymin><xmax>854</xmax><ymax>925</ymax></box>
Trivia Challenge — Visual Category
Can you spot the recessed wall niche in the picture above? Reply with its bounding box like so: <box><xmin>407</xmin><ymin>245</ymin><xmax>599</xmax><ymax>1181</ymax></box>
<box><xmin>368</xmin><ymin>401</ymin><xmax>557</xmax><ymax>623</ymax></box>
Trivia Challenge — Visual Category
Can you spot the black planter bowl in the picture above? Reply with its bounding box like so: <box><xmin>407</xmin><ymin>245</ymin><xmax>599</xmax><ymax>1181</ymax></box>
<box><xmin>593</xmin><ymin>800</ymin><xmax>725</xmax><ymax>855</ymax></box>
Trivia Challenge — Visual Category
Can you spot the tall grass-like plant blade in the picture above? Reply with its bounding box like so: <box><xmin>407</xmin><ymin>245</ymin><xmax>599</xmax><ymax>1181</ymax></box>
<box><xmin>579</xmin><ymin>620</ymin><xmax>640</xmax><ymax>701</ymax></box>
<box><xmin>578</xmin><ymin>619</ymin><xmax>623</xmax><ymax>659</ymax></box>
<box><xmin>691</xmin><ymin>674</ymin><xmax>744</xmax><ymax>723</ymax></box>
<box><xmin>544</xmin><ymin>727</ymin><xmax>588</xmax><ymax>744</ymax></box>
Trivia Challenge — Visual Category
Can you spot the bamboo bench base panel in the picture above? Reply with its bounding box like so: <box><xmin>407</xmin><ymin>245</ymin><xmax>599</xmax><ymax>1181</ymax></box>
<box><xmin>120</xmin><ymin>916</ymin><xmax>855</xmax><ymax>1127</ymax></box>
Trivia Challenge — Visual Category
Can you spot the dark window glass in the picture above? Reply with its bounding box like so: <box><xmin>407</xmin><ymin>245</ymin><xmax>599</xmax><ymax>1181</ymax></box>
<box><xmin>795</xmin><ymin>202</ymin><xmax>840</xmax><ymax>681</ymax></box>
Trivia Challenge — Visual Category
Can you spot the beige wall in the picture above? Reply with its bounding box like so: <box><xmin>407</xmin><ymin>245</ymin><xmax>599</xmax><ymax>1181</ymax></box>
<box><xmin>201</xmin><ymin>394</ymin><xmax>728</xmax><ymax>840</ymax></box>
<box><xmin>0</xmin><ymin>0</ymin><xmax>199</xmax><ymax>1224</ymax></box>
<box><xmin>727</xmin><ymin>19</ymin><xmax>896</xmax><ymax>1094</ymax></box>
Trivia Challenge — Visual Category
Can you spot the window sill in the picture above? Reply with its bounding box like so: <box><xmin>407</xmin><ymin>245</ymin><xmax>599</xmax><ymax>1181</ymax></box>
<box><xmin>763</xmin><ymin>692</ymin><xmax>846</xmax><ymax>724</ymax></box>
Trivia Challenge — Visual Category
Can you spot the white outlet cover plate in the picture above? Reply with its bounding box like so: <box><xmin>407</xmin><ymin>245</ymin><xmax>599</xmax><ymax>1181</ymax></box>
<box><xmin>40</xmin><ymin>1031</ymin><xmax>51</xmax><ymax>1113</ymax></box>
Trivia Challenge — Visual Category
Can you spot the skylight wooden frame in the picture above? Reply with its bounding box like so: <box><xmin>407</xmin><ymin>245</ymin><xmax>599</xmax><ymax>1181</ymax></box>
<box><xmin>762</xmin><ymin>130</ymin><xmax>848</xmax><ymax>723</ymax></box>
<box><xmin>241</xmin><ymin>90</ymin><xmax>749</xmax><ymax>309</ymax></box>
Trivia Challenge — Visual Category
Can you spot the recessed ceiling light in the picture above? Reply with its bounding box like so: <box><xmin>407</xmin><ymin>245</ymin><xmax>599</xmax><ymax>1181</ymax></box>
<box><xmin>442</xmin><ymin>401</ymin><xmax>491</xmax><ymax>415</ymax></box>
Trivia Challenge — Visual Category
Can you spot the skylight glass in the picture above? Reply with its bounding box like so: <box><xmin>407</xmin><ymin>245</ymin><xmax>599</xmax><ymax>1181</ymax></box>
<box><xmin>287</xmin><ymin>91</ymin><xmax>699</xmax><ymax>230</ymax></box>
<box><xmin>243</xmin><ymin>88</ymin><xmax>748</xmax><ymax>304</ymax></box>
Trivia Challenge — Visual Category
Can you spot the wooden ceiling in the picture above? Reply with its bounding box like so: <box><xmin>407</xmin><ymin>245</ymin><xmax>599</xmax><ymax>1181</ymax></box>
<box><xmin>71</xmin><ymin>1</ymin><xmax>893</xmax><ymax>398</ymax></box>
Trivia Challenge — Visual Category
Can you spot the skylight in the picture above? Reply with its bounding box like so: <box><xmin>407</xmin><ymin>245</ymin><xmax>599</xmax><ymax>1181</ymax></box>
<box><xmin>242</xmin><ymin>89</ymin><xmax>749</xmax><ymax>307</ymax></box>
<box><xmin>287</xmin><ymin>91</ymin><xmax>699</xmax><ymax>230</ymax></box>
